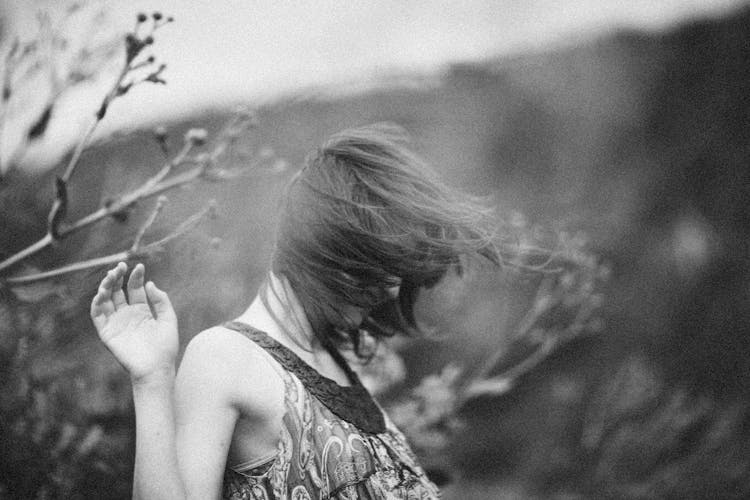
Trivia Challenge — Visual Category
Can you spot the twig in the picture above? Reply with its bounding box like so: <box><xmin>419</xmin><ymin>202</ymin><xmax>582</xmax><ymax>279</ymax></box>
<box><xmin>0</xmin><ymin>126</ymin><xmax>214</xmax><ymax>275</ymax></box>
<box><xmin>4</xmin><ymin>251</ymin><xmax>130</xmax><ymax>285</ymax></box>
<box><xmin>134</xmin><ymin>201</ymin><xmax>216</xmax><ymax>256</ymax></box>
<box><xmin>60</xmin><ymin>118</ymin><xmax>101</xmax><ymax>183</ymax></box>
<box><xmin>0</xmin><ymin>13</ymin><xmax>261</xmax><ymax>290</ymax></box>
<box><xmin>67</xmin><ymin>163</ymin><xmax>202</xmax><ymax>231</ymax></box>
<box><xmin>47</xmin><ymin>21</ymin><xmax>169</xmax><ymax>237</ymax></box>
<box><xmin>0</xmin><ymin>17</ymin><xmax>264</xmax><ymax>282</ymax></box>
<box><xmin>0</xmin><ymin>159</ymin><xmax>196</xmax><ymax>275</ymax></box>
<box><xmin>3</xmin><ymin>202</ymin><xmax>214</xmax><ymax>286</ymax></box>
<box><xmin>0</xmin><ymin>234</ymin><xmax>55</xmax><ymax>275</ymax></box>
<box><xmin>149</xmin><ymin>133</ymin><xmax>198</xmax><ymax>185</ymax></box>
<box><xmin>130</xmin><ymin>195</ymin><xmax>167</xmax><ymax>252</ymax></box>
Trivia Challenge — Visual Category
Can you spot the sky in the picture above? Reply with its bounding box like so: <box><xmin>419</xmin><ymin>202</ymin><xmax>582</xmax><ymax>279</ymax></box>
<box><xmin>2</xmin><ymin>0</ymin><xmax>749</xmax><ymax>172</ymax></box>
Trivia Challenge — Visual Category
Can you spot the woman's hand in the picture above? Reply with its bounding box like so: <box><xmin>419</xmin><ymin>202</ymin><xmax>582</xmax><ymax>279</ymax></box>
<box><xmin>90</xmin><ymin>262</ymin><xmax>178</xmax><ymax>384</ymax></box>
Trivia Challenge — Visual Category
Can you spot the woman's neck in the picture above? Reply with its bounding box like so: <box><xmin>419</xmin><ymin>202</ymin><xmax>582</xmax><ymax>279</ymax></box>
<box><xmin>235</xmin><ymin>272</ymin><xmax>322</xmax><ymax>353</ymax></box>
<box><xmin>234</xmin><ymin>272</ymin><xmax>357</xmax><ymax>388</ymax></box>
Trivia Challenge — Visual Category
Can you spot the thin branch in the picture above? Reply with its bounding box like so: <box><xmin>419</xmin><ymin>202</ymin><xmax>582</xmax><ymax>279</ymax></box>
<box><xmin>3</xmin><ymin>202</ymin><xmax>214</xmax><ymax>286</ymax></box>
<box><xmin>0</xmin><ymin>134</ymin><xmax>203</xmax><ymax>275</ymax></box>
<box><xmin>0</xmin><ymin>107</ymin><xmax>257</xmax><ymax>278</ymax></box>
<box><xmin>46</xmin><ymin>50</ymin><xmax>141</xmax><ymax>237</ymax></box>
<box><xmin>133</xmin><ymin>201</ymin><xmax>215</xmax><ymax>256</ymax></box>
<box><xmin>60</xmin><ymin>118</ymin><xmax>101</xmax><ymax>183</ymax></box>
<box><xmin>61</xmin><ymin>164</ymin><xmax>205</xmax><ymax>236</ymax></box>
<box><xmin>0</xmin><ymin>163</ymin><xmax>197</xmax><ymax>275</ymax></box>
<box><xmin>130</xmin><ymin>195</ymin><xmax>167</xmax><ymax>252</ymax></box>
<box><xmin>4</xmin><ymin>251</ymin><xmax>130</xmax><ymax>285</ymax></box>
<box><xmin>148</xmin><ymin>136</ymin><xmax>195</xmax><ymax>186</ymax></box>
<box><xmin>47</xmin><ymin>19</ymin><xmax>171</xmax><ymax>239</ymax></box>
<box><xmin>0</xmin><ymin>12</ymin><xmax>244</xmax><ymax>288</ymax></box>
<box><xmin>0</xmin><ymin>234</ymin><xmax>54</xmax><ymax>274</ymax></box>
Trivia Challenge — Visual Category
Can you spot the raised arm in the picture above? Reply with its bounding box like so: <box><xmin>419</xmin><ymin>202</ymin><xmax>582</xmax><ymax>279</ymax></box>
<box><xmin>91</xmin><ymin>263</ymin><xmax>238</xmax><ymax>500</ymax></box>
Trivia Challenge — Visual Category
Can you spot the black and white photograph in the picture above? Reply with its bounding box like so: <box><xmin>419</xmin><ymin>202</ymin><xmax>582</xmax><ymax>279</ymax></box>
<box><xmin>1</xmin><ymin>1</ymin><xmax>750</xmax><ymax>498</ymax></box>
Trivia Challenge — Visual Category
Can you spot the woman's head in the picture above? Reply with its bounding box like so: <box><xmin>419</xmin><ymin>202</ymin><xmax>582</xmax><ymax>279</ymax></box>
<box><xmin>269</xmin><ymin>123</ymin><xmax>500</xmax><ymax>351</ymax></box>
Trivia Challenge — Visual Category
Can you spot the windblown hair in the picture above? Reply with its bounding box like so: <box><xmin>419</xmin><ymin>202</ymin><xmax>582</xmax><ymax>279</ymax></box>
<box><xmin>269</xmin><ymin>123</ymin><xmax>500</xmax><ymax>353</ymax></box>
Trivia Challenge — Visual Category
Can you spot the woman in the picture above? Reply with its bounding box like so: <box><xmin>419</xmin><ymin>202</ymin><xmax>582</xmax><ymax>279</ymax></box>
<box><xmin>91</xmin><ymin>124</ymin><xmax>500</xmax><ymax>499</ymax></box>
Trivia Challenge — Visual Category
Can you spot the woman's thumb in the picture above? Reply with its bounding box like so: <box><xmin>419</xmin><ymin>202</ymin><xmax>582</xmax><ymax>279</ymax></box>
<box><xmin>146</xmin><ymin>281</ymin><xmax>175</xmax><ymax>319</ymax></box>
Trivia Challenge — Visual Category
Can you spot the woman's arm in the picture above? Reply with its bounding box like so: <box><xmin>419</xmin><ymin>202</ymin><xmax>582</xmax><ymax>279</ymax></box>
<box><xmin>131</xmin><ymin>370</ymin><xmax>185</xmax><ymax>500</ymax></box>
<box><xmin>91</xmin><ymin>263</ymin><xmax>239</xmax><ymax>500</ymax></box>
<box><xmin>131</xmin><ymin>337</ymin><xmax>241</xmax><ymax>500</ymax></box>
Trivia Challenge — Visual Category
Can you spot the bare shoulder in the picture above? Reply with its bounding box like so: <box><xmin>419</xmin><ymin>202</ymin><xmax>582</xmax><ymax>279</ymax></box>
<box><xmin>177</xmin><ymin>325</ymin><xmax>284</xmax><ymax>415</ymax></box>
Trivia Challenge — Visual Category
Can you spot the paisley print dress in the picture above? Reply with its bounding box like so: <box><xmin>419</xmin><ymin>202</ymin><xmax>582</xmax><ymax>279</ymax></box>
<box><xmin>221</xmin><ymin>321</ymin><xmax>441</xmax><ymax>500</ymax></box>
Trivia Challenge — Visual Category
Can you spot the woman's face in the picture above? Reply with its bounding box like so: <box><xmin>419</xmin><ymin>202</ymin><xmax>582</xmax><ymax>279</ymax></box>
<box><xmin>410</xmin><ymin>264</ymin><xmax>469</xmax><ymax>338</ymax></box>
<box><xmin>362</xmin><ymin>265</ymin><xmax>471</xmax><ymax>339</ymax></box>
<box><xmin>336</xmin><ymin>284</ymin><xmax>400</xmax><ymax>330</ymax></box>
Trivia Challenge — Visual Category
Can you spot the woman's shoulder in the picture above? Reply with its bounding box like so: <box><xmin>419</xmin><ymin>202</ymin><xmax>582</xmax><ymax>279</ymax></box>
<box><xmin>177</xmin><ymin>325</ymin><xmax>285</xmax><ymax>415</ymax></box>
<box><xmin>182</xmin><ymin>324</ymin><xmax>277</xmax><ymax>368</ymax></box>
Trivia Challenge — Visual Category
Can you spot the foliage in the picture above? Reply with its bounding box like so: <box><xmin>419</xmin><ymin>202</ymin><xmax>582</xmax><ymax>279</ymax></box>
<box><xmin>572</xmin><ymin>356</ymin><xmax>750</xmax><ymax>499</ymax></box>
<box><xmin>0</xmin><ymin>287</ymin><xmax>133</xmax><ymax>499</ymax></box>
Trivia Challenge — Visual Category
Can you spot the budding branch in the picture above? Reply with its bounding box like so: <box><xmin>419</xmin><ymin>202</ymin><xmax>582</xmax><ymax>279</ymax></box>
<box><xmin>0</xmin><ymin>13</ymin><xmax>270</xmax><ymax>289</ymax></box>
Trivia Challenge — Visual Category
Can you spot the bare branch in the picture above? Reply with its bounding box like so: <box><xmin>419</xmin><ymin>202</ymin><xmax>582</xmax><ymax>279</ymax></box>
<box><xmin>133</xmin><ymin>201</ymin><xmax>216</xmax><ymax>257</ymax></box>
<box><xmin>60</xmin><ymin>161</ymin><xmax>204</xmax><ymax>237</ymax></box>
<box><xmin>44</xmin><ymin>15</ymin><xmax>173</xmax><ymax>238</ymax></box>
<box><xmin>130</xmin><ymin>195</ymin><xmax>167</xmax><ymax>252</ymax></box>
<box><xmin>0</xmin><ymin>234</ymin><xmax>54</xmax><ymax>273</ymax></box>
<box><xmin>0</xmin><ymin>18</ymin><xmax>267</xmax><ymax>282</ymax></box>
<box><xmin>60</xmin><ymin>117</ymin><xmax>101</xmax><ymax>183</ymax></box>
<box><xmin>0</xmin><ymin>149</ymin><xmax>200</xmax><ymax>275</ymax></box>
<box><xmin>0</xmin><ymin>70</ymin><xmax>271</xmax><ymax>277</ymax></box>
<box><xmin>0</xmin><ymin>16</ymin><xmax>277</xmax><ymax>327</ymax></box>
<box><xmin>21</xmin><ymin>116</ymin><xmax>247</xmax><ymax>248</ymax></box>
<box><xmin>3</xmin><ymin>202</ymin><xmax>215</xmax><ymax>286</ymax></box>
<box><xmin>3</xmin><ymin>251</ymin><xmax>130</xmax><ymax>286</ymax></box>
<box><xmin>146</xmin><ymin>135</ymin><xmax>196</xmax><ymax>187</ymax></box>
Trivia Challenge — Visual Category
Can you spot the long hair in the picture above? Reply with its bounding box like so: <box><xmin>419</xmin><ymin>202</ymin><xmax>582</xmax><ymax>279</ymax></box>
<box><xmin>269</xmin><ymin>123</ymin><xmax>500</xmax><ymax>354</ymax></box>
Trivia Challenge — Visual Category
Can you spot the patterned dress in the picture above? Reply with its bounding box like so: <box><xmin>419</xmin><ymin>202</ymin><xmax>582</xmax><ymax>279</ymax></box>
<box><xmin>221</xmin><ymin>321</ymin><xmax>441</xmax><ymax>500</ymax></box>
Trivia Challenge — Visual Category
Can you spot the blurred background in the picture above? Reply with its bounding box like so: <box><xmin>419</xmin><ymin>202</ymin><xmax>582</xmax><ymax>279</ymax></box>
<box><xmin>2</xmin><ymin>0</ymin><xmax>750</xmax><ymax>498</ymax></box>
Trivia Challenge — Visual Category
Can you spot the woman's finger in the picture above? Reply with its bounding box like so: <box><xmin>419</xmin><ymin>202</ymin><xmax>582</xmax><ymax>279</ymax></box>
<box><xmin>145</xmin><ymin>281</ymin><xmax>176</xmax><ymax>322</ymax></box>
<box><xmin>91</xmin><ymin>269</ymin><xmax>117</xmax><ymax>330</ymax></box>
<box><xmin>111</xmin><ymin>262</ymin><xmax>128</xmax><ymax>308</ymax></box>
<box><xmin>94</xmin><ymin>269</ymin><xmax>117</xmax><ymax>305</ymax></box>
<box><xmin>91</xmin><ymin>283</ymin><xmax>115</xmax><ymax>318</ymax></box>
<box><xmin>127</xmin><ymin>263</ymin><xmax>148</xmax><ymax>304</ymax></box>
<box><xmin>90</xmin><ymin>298</ymin><xmax>111</xmax><ymax>331</ymax></box>
<box><xmin>92</xmin><ymin>282</ymin><xmax>115</xmax><ymax>310</ymax></box>
<box><xmin>95</xmin><ymin>270</ymin><xmax>112</xmax><ymax>295</ymax></box>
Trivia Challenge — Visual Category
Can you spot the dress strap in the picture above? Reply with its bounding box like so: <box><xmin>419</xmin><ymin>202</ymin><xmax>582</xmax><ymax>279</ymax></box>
<box><xmin>223</xmin><ymin>321</ymin><xmax>386</xmax><ymax>434</ymax></box>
